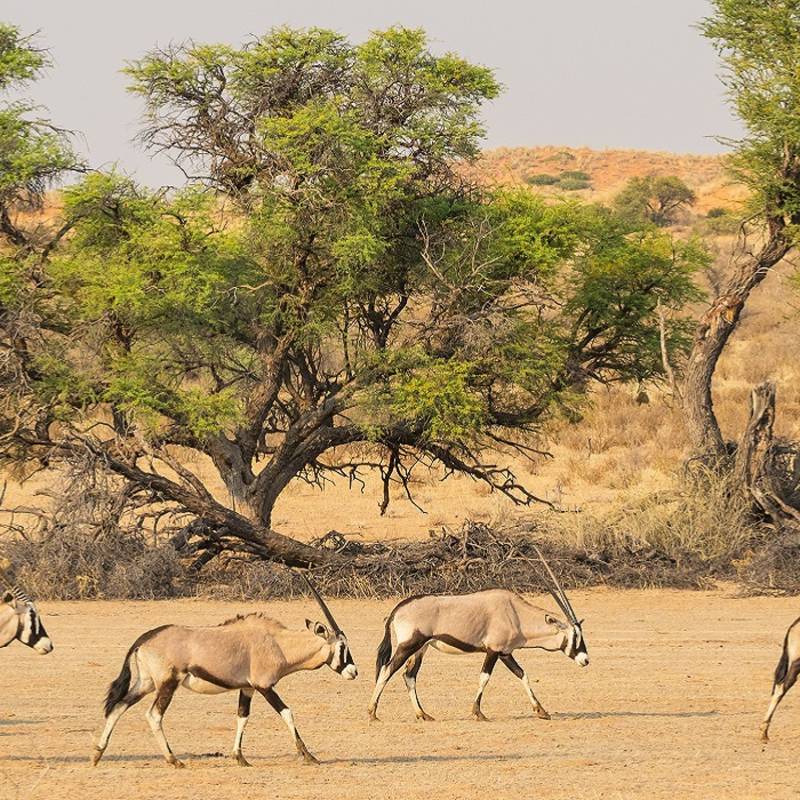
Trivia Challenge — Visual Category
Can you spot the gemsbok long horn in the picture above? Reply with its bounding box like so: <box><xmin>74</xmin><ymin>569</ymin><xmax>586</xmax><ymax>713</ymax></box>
<box><xmin>299</xmin><ymin>571</ymin><xmax>341</xmax><ymax>634</ymax></box>
<box><xmin>10</xmin><ymin>586</ymin><xmax>32</xmax><ymax>605</ymax></box>
<box><xmin>532</xmin><ymin>544</ymin><xmax>578</xmax><ymax>624</ymax></box>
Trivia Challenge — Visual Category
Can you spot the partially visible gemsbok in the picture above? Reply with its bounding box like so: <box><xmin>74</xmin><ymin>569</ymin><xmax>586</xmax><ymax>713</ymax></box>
<box><xmin>761</xmin><ymin>615</ymin><xmax>800</xmax><ymax>742</ymax></box>
<box><xmin>0</xmin><ymin>586</ymin><xmax>53</xmax><ymax>655</ymax></box>
<box><xmin>368</xmin><ymin>547</ymin><xmax>588</xmax><ymax>722</ymax></box>
<box><xmin>93</xmin><ymin>576</ymin><xmax>357</xmax><ymax>768</ymax></box>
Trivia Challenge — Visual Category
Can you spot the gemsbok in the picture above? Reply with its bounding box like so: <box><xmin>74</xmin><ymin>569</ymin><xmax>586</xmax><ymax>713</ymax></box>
<box><xmin>761</xmin><ymin>615</ymin><xmax>800</xmax><ymax>742</ymax></box>
<box><xmin>0</xmin><ymin>586</ymin><xmax>53</xmax><ymax>655</ymax></box>
<box><xmin>368</xmin><ymin>548</ymin><xmax>588</xmax><ymax>722</ymax></box>
<box><xmin>92</xmin><ymin>575</ymin><xmax>357</xmax><ymax>768</ymax></box>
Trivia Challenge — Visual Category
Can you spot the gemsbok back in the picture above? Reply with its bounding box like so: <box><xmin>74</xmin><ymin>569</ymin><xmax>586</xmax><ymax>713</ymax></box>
<box><xmin>761</xmin><ymin>615</ymin><xmax>800</xmax><ymax>742</ymax></box>
<box><xmin>92</xmin><ymin>575</ymin><xmax>357</xmax><ymax>768</ymax></box>
<box><xmin>0</xmin><ymin>586</ymin><xmax>53</xmax><ymax>655</ymax></box>
<box><xmin>368</xmin><ymin>548</ymin><xmax>588</xmax><ymax>722</ymax></box>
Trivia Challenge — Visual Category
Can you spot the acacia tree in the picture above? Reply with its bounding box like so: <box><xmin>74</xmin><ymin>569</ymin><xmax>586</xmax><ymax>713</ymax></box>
<box><xmin>613</xmin><ymin>175</ymin><xmax>696</xmax><ymax>227</ymax></box>
<box><xmin>684</xmin><ymin>2</ymin><xmax>800</xmax><ymax>464</ymax></box>
<box><xmin>1</xmin><ymin>27</ymin><xmax>705</xmax><ymax>566</ymax></box>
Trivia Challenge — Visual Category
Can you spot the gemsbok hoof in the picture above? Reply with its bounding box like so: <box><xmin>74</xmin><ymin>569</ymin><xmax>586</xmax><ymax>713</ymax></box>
<box><xmin>301</xmin><ymin>753</ymin><xmax>320</xmax><ymax>766</ymax></box>
<box><xmin>472</xmin><ymin>710</ymin><xmax>489</xmax><ymax>722</ymax></box>
<box><xmin>536</xmin><ymin>707</ymin><xmax>551</xmax><ymax>720</ymax></box>
<box><xmin>91</xmin><ymin>747</ymin><xmax>104</xmax><ymax>767</ymax></box>
<box><xmin>415</xmin><ymin>711</ymin><xmax>435</xmax><ymax>722</ymax></box>
<box><xmin>168</xmin><ymin>757</ymin><xmax>186</xmax><ymax>769</ymax></box>
<box><xmin>234</xmin><ymin>753</ymin><xmax>252</xmax><ymax>767</ymax></box>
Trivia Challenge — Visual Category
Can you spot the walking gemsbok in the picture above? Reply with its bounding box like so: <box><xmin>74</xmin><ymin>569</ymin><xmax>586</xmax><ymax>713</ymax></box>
<box><xmin>0</xmin><ymin>586</ymin><xmax>53</xmax><ymax>655</ymax></box>
<box><xmin>368</xmin><ymin>548</ymin><xmax>588</xmax><ymax>722</ymax></box>
<box><xmin>92</xmin><ymin>575</ymin><xmax>357</xmax><ymax>768</ymax></box>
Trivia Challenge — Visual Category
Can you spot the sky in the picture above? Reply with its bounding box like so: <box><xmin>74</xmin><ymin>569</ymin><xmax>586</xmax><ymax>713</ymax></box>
<box><xmin>4</xmin><ymin>0</ymin><xmax>739</xmax><ymax>187</ymax></box>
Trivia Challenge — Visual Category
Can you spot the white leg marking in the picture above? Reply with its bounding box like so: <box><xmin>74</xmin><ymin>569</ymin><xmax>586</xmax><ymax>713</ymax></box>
<box><xmin>369</xmin><ymin>665</ymin><xmax>392</xmax><ymax>718</ymax></box>
<box><xmin>146</xmin><ymin>698</ymin><xmax>182</xmax><ymax>766</ymax></box>
<box><xmin>233</xmin><ymin>714</ymin><xmax>249</xmax><ymax>753</ymax></box>
<box><xmin>474</xmin><ymin>671</ymin><xmax>491</xmax><ymax>704</ymax></box>
<box><xmin>97</xmin><ymin>703</ymin><xmax>128</xmax><ymax>751</ymax></box>
<box><xmin>403</xmin><ymin>674</ymin><xmax>422</xmax><ymax>711</ymax></box>
<box><xmin>279</xmin><ymin>707</ymin><xmax>297</xmax><ymax>738</ymax></box>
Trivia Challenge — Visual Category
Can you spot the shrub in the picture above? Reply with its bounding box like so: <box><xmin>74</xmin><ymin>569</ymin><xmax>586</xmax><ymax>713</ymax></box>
<box><xmin>706</xmin><ymin>206</ymin><xmax>729</xmax><ymax>218</ymax></box>
<box><xmin>526</xmin><ymin>173</ymin><xmax>560</xmax><ymax>185</ymax></box>
<box><xmin>558</xmin><ymin>177</ymin><xmax>592</xmax><ymax>191</ymax></box>
<box><xmin>4</xmin><ymin>528</ymin><xmax>186</xmax><ymax>600</ymax></box>
<box><xmin>560</xmin><ymin>170</ymin><xmax>591</xmax><ymax>181</ymax></box>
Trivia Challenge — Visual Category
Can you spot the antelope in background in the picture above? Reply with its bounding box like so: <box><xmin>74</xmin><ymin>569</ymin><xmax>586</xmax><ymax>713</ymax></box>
<box><xmin>368</xmin><ymin>548</ymin><xmax>588</xmax><ymax>722</ymax></box>
<box><xmin>93</xmin><ymin>575</ymin><xmax>357</xmax><ymax>768</ymax></box>
<box><xmin>0</xmin><ymin>586</ymin><xmax>53</xmax><ymax>655</ymax></box>
<box><xmin>761</xmin><ymin>616</ymin><xmax>800</xmax><ymax>742</ymax></box>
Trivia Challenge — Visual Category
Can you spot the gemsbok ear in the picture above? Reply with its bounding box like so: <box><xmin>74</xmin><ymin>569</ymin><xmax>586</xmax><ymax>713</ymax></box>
<box><xmin>545</xmin><ymin>613</ymin><xmax>567</xmax><ymax>629</ymax></box>
<box><xmin>2</xmin><ymin>591</ymin><xmax>14</xmax><ymax>604</ymax></box>
<box><xmin>306</xmin><ymin>619</ymin><xmax>328</xmax><ymax>637</ymax></box>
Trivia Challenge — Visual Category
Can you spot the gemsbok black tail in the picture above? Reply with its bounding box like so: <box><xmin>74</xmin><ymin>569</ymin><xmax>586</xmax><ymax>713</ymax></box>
<box><xmin>104</xmin><ymin>648</ymin><xmax>134</xmax><ymax>717</ymax></box>
<box><xmin>774</xmin><ymin>634</ymin><xmax>790</xmax><ymax>687</ymax></box>
<box><xmin>375</xmin><ymin>618</ymin><xmax>393</xmax><ymax>680</ymax></box>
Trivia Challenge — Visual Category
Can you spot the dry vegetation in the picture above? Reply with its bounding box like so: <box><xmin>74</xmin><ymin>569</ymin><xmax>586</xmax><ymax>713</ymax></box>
<box><xmin>2</xmin><ymin>147</ymin><xmax>799</xmax><ymax>596</ymax></box>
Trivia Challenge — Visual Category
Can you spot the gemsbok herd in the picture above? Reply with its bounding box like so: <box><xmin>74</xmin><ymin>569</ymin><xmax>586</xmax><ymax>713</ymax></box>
<box><xmin>2</xmin><ymin>552</ymin><xmax>800</xmax><ymax>767</ymax></box>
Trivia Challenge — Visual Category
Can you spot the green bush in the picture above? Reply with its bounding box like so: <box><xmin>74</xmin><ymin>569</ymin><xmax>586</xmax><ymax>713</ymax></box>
<box><xmin>706</xmin><ymin>206</ymin><xmax>729</xmax><ymax>218</ymax></box>
<box><xmin>558</xmin><ymin>177</ymin><xmax>592</xmax><ymax>191</ymax></box>
<box><xmin>560</xmin><ymin>170</ymin><xmax>591</xmax><ymax>181</ymax></box>
<box><xmin>526</xmin><ymin>173</ymin><xmax>559</xmax><ymax>185</ymax></box>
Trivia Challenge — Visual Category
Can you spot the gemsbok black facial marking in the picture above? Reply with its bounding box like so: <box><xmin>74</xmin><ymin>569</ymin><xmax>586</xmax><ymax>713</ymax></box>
<box><xmin>1</xmin><ymin>589</ymin><xmax>52</xmax><ymax>655</ymax></box>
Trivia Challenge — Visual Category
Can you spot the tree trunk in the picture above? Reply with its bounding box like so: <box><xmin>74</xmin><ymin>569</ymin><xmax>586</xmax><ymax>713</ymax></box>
<box><xmin>683</xmin><ymin>223</ymin><xmax>789</xmax><ymax>458</ymax></box>
<box><xmin>734</xmin><ymin>382</ymin><xmax>800</xmax><ymax>528</ymax></box>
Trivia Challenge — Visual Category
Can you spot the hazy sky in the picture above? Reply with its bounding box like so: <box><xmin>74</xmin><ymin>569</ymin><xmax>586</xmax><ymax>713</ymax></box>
<box><xmin>4</xmin><ymin>0</ymin><xmax>738</xmax><ymax>186</ymax></box>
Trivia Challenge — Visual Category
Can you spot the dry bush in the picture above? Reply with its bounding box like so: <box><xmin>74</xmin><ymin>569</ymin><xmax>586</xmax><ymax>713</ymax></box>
<box><xmin>5</xmin><ymin>529</ymin><xmax>185</xmax><ymax>600</ymax></box>
<box><xmin>540</xmin><ymin>467</ymin><xmax>758</xmax><ymax>588</ymax></box>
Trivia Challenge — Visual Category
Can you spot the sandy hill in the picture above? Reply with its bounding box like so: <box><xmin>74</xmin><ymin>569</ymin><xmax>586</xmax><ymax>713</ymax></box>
<box><xmin>463</xmin><ymin>145</ymin><xmax>746</xmax><ymax>213</ymax></box>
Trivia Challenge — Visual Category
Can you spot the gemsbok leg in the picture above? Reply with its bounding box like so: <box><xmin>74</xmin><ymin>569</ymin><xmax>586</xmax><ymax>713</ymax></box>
<box><xmin>260</xmin><ymin>687</ymin><xmax>318</xmax><ymax>764</ymax></box>
<box><xmin>93</xmin><ymin>667</ymin><xmax>155</xmax><ymax>765</ymax></box>
<box><xmin>471</xmin><ymin>651</ymin><xmax>499</xmax><ymax>721</ymax></box>
<box><xmin>232</xmin><ymin>689</ymin><xmax>255</xmax><ymax>766</ymax></box>
<box><xmin>500</xmin><ymin>653</ymin><xmax>551</xmax><ymax>720</ymax></box>
<box><xmin>146</xmin><ymin>677</ymin><xmax>183</xmax><ymax>768</ymax></box>
<box><xmin>369</xmin><ymin>638</ymin><xmax>427</xmax><ymax>721</ymax></box>
<box><xmin>403</xmin><ymin>644</ymin><xmax>434</xmax><ymax>721</ymax></box>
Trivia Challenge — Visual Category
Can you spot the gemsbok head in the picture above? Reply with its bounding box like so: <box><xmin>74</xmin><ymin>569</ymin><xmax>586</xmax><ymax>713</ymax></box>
<box><xmin>0</xmin><ymin>586</ymin><xmax>53</xmax><ymax>655</ymax></box>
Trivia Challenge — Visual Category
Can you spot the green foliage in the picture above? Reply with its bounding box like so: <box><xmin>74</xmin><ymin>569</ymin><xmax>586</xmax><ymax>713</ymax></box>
<box><xmin>558</xmin><ymin>177</ymin><xmax>592</xmax><ymax>191</ymax></box>
<box><xmin>706</xmin><ymin>206</ymin><xmax>729</xmax><ymax>218</ymax></box>
<box><xmin>613</xmin><ymin>175</ymin><xmax>696</xmax><ymax>226</ymax></box>
<box><xmin>0</xmin><ymin>23</ymin><xmax>77</xmax><ymax>219</ymax></box>
<box><xmin>526</xmin><ymin>173</ymin><xmax>559</xmax><ymax>186</ymax></box>
<box><xmin>0</xmin><ymin>24</ymin><xmax>46</xmax><ymax>90</ymax></box>
<box><xmin>560</xmin><ymin>170</ymin><xmax>591</xmax><ymax>181</ymax></box>
<box><xmin>701</xmin><ymin>1</ymin><xmax>800</xmax><ymax>223</ymax></box>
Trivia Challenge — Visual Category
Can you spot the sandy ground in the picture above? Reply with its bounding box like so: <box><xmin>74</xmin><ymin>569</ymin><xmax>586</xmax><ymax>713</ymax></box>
<box><xmin>1</xmin><ymin>588</ymin><xmax>800</xmax><ymax>800</ymax></box>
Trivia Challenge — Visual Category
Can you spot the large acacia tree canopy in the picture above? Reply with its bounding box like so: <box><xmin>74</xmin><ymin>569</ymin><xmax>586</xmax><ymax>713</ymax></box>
<box><xmin>1</xmin><ymin>25</ymin><xmax>706</xmax><ymax>564</ymax></box>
